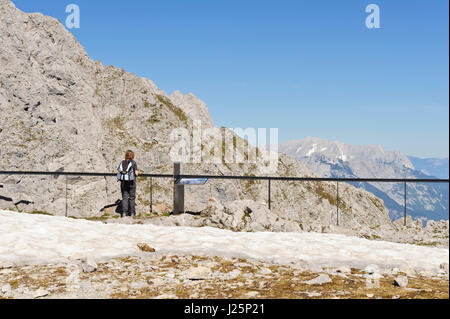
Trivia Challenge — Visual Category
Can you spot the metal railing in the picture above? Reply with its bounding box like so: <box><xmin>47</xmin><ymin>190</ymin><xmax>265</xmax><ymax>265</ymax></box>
<box><xmin>0</xmin><ymin>170</ymin><xmax>448</xmax><ymax>226</ymax></box>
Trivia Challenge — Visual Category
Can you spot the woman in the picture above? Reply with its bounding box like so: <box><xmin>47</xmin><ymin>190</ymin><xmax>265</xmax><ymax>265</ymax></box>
<box><xmin>118</xmin><ymin>150</ymin><xmax>140</xmax><ymax>217</ymax></box>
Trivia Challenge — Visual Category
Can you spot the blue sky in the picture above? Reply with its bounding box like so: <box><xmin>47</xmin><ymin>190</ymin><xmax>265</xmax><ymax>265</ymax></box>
<box><xmin>12</xmin><ymin>0</ymin><xmax>449</xmax><ymax>158</ymax></box>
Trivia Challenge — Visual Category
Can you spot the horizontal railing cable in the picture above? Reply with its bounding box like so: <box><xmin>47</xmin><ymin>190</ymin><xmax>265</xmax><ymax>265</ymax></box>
<box><xmin>0</xmin><ymin>171</ymin><xmax>448</xmax><ymax>183</ymax></box>
<box><xmin>1</xmin><ymin>170</ymin><xmax>448</xmax><ymax>225</ymax></box>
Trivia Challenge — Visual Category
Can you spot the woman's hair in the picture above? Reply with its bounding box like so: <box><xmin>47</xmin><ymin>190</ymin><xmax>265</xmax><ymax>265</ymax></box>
<box><xmin>125</xmin><ymin>150</ymin><xmax>135</xmax><ymax>161</ymax></box>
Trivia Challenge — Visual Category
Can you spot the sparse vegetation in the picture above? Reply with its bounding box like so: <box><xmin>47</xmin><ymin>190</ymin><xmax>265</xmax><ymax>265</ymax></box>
<box><xmin>315</xmin><ymin>183</ymin><xmax>337</xmax><ymax>206</ymax></box>
<box><xmin>30</xmin><ymin>210</ymin><xmax>52</xmax><ymax>216</ymax></box>
<box><xmin>369</xmin><ymin>197</ymin><xmax>386</xmax><ymax>212</ymax></box>
<box><xmin>156</xmin><ymin>94</ymin><xmax>188</xmax><ymax>125</ymax></box>
<box><xmin>147</xmin><ymin>114</ymin><xmax>160</xmax><ymax>124</ymax></box>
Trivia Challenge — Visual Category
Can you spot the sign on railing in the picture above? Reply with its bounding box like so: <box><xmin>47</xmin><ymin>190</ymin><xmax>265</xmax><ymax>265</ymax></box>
<box><xmin>175</xmin><ymin>178</ymin><xmax>208</xmax><ymax>185</ymax></box>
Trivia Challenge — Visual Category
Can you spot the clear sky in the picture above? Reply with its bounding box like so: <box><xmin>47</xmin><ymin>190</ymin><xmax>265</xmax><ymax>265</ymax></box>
<box><xmin>11</xmin><ymin>0</ymin><xmax>449</xmax><ymax>158</ymax></box>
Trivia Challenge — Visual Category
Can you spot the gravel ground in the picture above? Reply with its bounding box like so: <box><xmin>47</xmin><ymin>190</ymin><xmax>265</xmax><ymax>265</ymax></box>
<box><xmin>1</xmin><ymin>251</ymin><xmax>448</xmax><ymax>299</ymax></box>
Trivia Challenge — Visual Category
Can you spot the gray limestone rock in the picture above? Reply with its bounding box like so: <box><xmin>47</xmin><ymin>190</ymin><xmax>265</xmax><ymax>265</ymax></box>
<box><xmin>304</xmin><ymin>274</ymin><xmax>332</xmax><ymax>285</ymax></box>
<box><xmin>393</xmin><ymin>276</ymin><xmax>408</xmax><ymax>288</ymax></box>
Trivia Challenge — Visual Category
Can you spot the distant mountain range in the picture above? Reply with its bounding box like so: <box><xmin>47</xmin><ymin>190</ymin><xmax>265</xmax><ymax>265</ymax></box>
<box><xmin>280</xmin><ymin>137</ymin><xmax>449</xmax><ymax>221</ymax></box>
<box><xmin>407</xmin><ymin>156</ymin><xmax>449</xmax><ymax>179</ymax></box>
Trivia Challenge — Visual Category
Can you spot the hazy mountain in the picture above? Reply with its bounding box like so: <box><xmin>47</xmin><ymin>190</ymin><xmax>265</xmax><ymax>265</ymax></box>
<box><xmin>280</xmin><ymin>137</ymin><xmax>449</xmax><ymax>221</ymax></box>
<box><xmin>408</xmin><ymin>156</ymin><xmax>449</xmax><ymax>179</ymax></box>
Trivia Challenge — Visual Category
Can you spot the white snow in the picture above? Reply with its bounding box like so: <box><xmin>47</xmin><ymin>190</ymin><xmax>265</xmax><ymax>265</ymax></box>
<box><xmin>306</xmin><ymin>144</ymin><xmax>317</xmax><ymax>157</ymax></box>
<box><xmin>0</xmin><ymin>211</ymin><xmax>448</xmax><ymax>273</ymax></box>
<box><xmin>295</xmin><ymin>146</ymin><xmax>302</xmax><ymax>154</ymax></box>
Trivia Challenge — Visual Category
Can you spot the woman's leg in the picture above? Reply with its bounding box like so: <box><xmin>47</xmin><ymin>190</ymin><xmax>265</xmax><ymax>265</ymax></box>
<box><xmin>129</xmin><ymin>181</ymin><xmax>136</xmax><ymax>216</ymax></box>
<box><xmin>122</xmin><ymin>182</ymin><xmax>130</xmax><ymax>216</ymax></box>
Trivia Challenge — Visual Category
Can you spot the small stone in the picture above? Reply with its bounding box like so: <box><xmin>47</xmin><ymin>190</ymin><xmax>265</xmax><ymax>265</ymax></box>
<box><xmin>336</xmin><ymin>266</ymin><xmax>351</xmax><ymax>274</ymax></box>
<box><xmin>401</xmin><ymin>267</ymin><xmax>416</xmax><ymax>277</ymax></box>
<box><xmin>0</xmin><ymin>261</ymin><xmax>14</xmax><ymax>269</ymax></box>
<box><xmin>308</xmin><ymin>265</ymin><xmax>323</xmax><ymax>273</ymax></box>
<box><xmin>393</xmin><ymin>276</ymin><xmax>408</xmax><ymax>288</ymax></box>
<box><xmin>419</xmin><ymin>270</ymin><xmax>434</xmax><ymax>277</ymax></box>
<box><xmin>154</xmin><ymin>293</ymin><xmax>178</xmax><ymax>299</ymax></box>
<box><xmin>1</xmin><ymin>283</ymin><xmax>11</xmax><ymax>294</ymax></box>
<box><xmin>80</xmin><ymin>281</ymin><xmax>92</xmax><ymax>290</ymax></box>
<box><xmin>65</xmin><ymin>267</ymin><xmax>80</xmax><ymax>284</ymax></box>
<box><xmin>259</xmin><ymin>268</ymin><xmax>272</xmax><ymax>275</ymax></box>
<box><xmin>305</xmin><ymin>274</ymin><xmax>332</xmax><ymax>285</ymax></box>
<box><xmin>137</xmin><ymin>243</ymin><xmax>156</xmax><ymax>252</ymax></box>
<box><xmin>439</xmin><ymin>262</ymin><xmax>449</xmax><ymax>274</ymax></box>
<box><xmin>365</xmin><ymin>278</ymin><xmax>380</xmax><ymax>289</ymax></box>
<box><xmin>68</xmin><ymin>253</ymin><xmax>84</xmax><ymax>261</ymax></box>
<box><xmin>391</xmin><ymin>267</ymin><xmax>400</xmax><ymax>275</ymax></box>
<box><xmin>81</xmin><ymin>257</ymin><xmax>97</xmax><ymax>273</ymax></box>
<box><xmin>244</xmin><ymin>291</ymin><xmax>259</xmax><ymax>298</ymax></box>
<box><xmin>186</xmin><ymin>266</ymin><xmax>211</xmax><ymax>280</ymax></box>
<box><xmin>366</xmin><ymin>293</ymin><xmax>374</xmax><ymax>298</ymax></box>
<box><xmin>33</xmin><ymin>288</ymin><xmax>49</xmax><ymax>298</ymax></box>
<box><xmin>130</xmin><ymin>281</ymin><xmax>147</xmax><ymax>290</ymax></box>
<box><xmin>306</xmin><ymin>292</ymin><xmax>322</xmax><ymax>297</ymax></box>
<box><xmin>226</xmin><ymin>269</ymin><xmax>241</xmax><ymax>280</ymax></box>
<box><xmin>365</xmin><ymin>264</ymin><xmax>380</xmax><ymax>275</ymax></box>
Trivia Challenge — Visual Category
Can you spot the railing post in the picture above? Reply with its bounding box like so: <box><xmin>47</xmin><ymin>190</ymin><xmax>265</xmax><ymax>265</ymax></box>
<box><xmin>268</xmin><ymin>179</ymin><xmax>271</xmax><ymax>210</ymax></box>
<box><xmin>150</xmin><ymin>177</ymin><xmax>153</xmax><ymax>214</ymax></box>
<box><xmin>173</xmin><ymin>162</ymin><xmax>184</xmax><ymax>214</ymax></box>
<box><xmin>336</xmin><ymin>181</ymin><xmax>339</xmax><ymax>226</ymax></box>
<box><xmin>404</xmin><ymin>181</ymin><xmax>407</xmax><ymax>226</ymax></box>
<box><xmin>65</xmin><ymin>175</ymin><xmax>68</xmax><ymax>218</ymax></box>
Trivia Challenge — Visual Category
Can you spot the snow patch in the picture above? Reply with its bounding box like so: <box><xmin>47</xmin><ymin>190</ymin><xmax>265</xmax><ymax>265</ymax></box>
<box><xmin>306</xmin><ymin>144</ymin><xmax>317</xmax><ymax>157</ymax></box>
<box><xmin>0</xmin><ymin>211</ymin><xmax>448</xmax><ymax>273</ymax></box>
